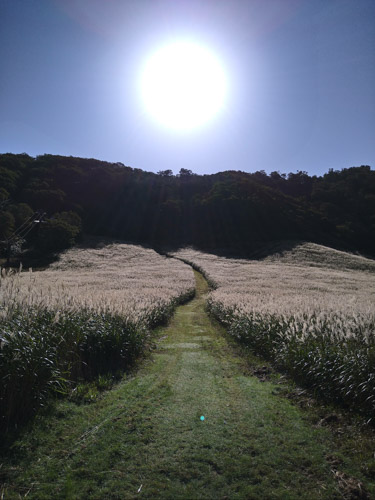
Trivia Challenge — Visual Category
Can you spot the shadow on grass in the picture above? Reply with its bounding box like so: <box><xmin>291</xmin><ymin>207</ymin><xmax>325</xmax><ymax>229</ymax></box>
<box><xmin>158</xmin><ymin>239</ymin><xmax>303</xmax><ymax>261</ymax></box>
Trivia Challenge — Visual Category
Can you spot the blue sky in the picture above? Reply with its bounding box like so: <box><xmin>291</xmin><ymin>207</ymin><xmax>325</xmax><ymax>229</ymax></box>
<box><xmin>0</xmin><ymin>0</ymin><xmax>374</xmax><ymax>176</ymax></box>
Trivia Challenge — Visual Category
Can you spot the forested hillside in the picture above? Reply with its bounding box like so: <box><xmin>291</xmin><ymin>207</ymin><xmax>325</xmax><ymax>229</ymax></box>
<box><xmin>0</xmin><ymin>153</ymin><xmax>374</xmax><ymax>256</ymax></box>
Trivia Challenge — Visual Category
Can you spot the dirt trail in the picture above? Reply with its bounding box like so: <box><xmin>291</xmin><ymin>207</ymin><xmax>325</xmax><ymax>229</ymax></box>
<box><xmin>2</xmin><ymin>270</ymin><xmax>341</xmax><ymax>499</ymax></box>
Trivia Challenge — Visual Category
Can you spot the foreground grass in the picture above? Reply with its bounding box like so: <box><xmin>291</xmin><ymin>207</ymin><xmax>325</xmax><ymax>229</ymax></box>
<box><xmin>1</xmin><ymin>271</ymin><xmax>374</xmax><ymax>498</ymax></box>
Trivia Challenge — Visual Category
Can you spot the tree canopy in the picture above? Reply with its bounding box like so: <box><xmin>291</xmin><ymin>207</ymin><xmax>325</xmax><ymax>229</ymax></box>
<box><xmin>0</xmin><ymin>153</ymin><xmax>374</xmax><ymax>256</ymax></box>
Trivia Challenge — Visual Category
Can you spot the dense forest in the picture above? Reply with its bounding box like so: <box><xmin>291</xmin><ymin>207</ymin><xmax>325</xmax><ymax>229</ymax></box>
<box><xmin>0</xmin><ymin>153</ymin><xmax>374</xmax><ymax>258</ymax></box>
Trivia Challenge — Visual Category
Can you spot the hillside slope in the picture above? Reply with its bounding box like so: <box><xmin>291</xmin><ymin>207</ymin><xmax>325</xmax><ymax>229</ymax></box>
<box><xmin>262</xmin><ymin>241</ymin><xmax>375</xmax><ymax>272</ymax></box>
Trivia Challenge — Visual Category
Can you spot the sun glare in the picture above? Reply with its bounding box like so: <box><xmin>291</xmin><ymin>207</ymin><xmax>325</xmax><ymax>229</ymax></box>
<box><xmin>141</xmin><ymin>41</ymin><xmax>227</xmax><ymax>130</ymax></box>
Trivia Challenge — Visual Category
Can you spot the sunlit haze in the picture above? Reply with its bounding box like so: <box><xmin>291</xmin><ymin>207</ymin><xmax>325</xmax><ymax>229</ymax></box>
<box><xmin>0</xmin><ymin>0</ymin><xmax>374</xmax><ymax>175</ymax></box>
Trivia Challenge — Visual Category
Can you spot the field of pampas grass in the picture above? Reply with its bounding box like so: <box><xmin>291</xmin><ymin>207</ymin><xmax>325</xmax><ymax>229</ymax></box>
<box><xmin>0</xmin><ymin>243</ymin><xmax>195</xmax><ymax>430</ymax></box>
<box><xmin>1</xmin><ymin>243</ymin><xmax>195</xmax><ymax>326</ymax></box>
<box><xmin>172</xmin><ymin>243</ymin><xmax>375</xmax><ymax>421</ymax></box>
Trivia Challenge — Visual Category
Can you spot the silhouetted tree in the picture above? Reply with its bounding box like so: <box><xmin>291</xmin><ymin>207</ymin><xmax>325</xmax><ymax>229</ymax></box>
<box><xmin>8</xmin><ymin>203</ymin><xmax>34</xmax><ymax>228</ymax></box>
<box><xmin>157</xmin><ymin>169</ymin><xmax>173</xmax><ymax>176</ymax></box>
<box><xmin>0</xmin><ymin>211</ymin><xmax>15</xmax><ymax>239</ymax></box>
<box><xmin>178</xmin><ymin>168</ymin><xmax>194</xmax><ymax>177</ymax></box>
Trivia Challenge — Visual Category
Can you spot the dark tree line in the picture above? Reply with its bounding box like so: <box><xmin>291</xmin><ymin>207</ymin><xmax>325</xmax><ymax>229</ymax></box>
<box><xmin>0</xmin><ymin>152</ymin><xmax>374</xmax><ymax>256</ymax></box>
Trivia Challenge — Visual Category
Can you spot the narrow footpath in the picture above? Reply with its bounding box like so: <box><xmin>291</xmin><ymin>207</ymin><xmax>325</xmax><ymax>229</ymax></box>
<box><xmin>2</xmin><ymin>271</ymin><xmax>344</xmax><ymax>499</ymax></box>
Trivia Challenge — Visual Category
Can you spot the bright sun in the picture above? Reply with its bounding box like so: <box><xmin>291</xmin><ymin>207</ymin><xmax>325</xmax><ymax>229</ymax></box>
<box><xmin>141</xmin><ymin>41</ymin><xmax>227</xmax><ymax>130</ymax></box>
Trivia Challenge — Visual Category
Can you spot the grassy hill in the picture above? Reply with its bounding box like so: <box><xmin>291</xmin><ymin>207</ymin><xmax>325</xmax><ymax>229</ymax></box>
<box><xmin>261</xmin><ymin>241</ymin><xmax>375</xmax><ymax>271</ymax></box>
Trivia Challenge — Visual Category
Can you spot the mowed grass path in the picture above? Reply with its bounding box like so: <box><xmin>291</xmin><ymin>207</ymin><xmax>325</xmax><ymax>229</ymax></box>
<box><xmin>2</xmin><ymin>271</ymin><xmax>347</xmax><ymax>499</ymax></box>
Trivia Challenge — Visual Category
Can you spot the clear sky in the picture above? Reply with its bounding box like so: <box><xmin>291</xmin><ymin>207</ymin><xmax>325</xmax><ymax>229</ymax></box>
<box><xmin>1</xmin><ymin>0</ymin><xmax>374</xmax><ymax>176</ymax></box>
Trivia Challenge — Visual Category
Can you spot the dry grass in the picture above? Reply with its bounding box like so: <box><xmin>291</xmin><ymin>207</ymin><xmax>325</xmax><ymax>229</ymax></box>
<box><xmin>171</xmin><ymin>243</ymin><xmax>375</xmax><ymax>333</ymax></box>
<box><xmin>171</xmin><ymin>243</ymin><xmax>375</xmax><ymax>418</ymax></box>
<box><xmin>0</xmin><ymin>243</ymin><xmax>195</xmax><ymax>429</ymax></box>
<box><xmin>1</xmin><ymin>243</ymin><xmax>195</xmax><ymax>325</ymax></box>
<box><xmin>263</xmin><ymin>241</ymin><xmax>375</xmax><ymax>271</ymax></box>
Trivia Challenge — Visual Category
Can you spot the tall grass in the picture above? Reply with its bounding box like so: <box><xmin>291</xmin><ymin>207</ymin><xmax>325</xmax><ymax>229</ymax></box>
<box><xmin>172</xmin><ymin>244</ymin><xmax>375</xmax><ymax>422</ymax></box>
<box><xmin>0</xmin><ymin>306</ymin><xmax>147</xmax><ymax>429</ymax></box>
<box><xmin>2</xmin><ymin>243</ymin><xmax>195</xmax><ymax>323</ymax></box>
<box><xmin>0</xmin><ymin>244</ymin><xmax>195</xmax><ymax>430</ymax></box>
